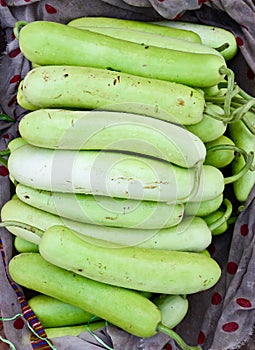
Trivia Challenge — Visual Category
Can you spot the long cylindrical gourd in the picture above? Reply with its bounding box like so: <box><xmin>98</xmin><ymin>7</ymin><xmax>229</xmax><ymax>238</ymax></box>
<box><xmin>203</xmin><ymin>209</ymin><xmax>229</xmax><ymax>236</ymax></box>
<box><xmin>8</xmin><ymin>142</ymin><xmax>199</xmax><ymax>203</ymax></box>
<box><xmin>28</xmin><ymin>294</ymin><xmax>96</xmax><ymax>328</ymax></box>
<box><xmin>8</xmin><ymin>142</ymin><xmax>224</xmax><ymax>203</ymax></box>
<box><xmin>2</xmin><ymin>198</ymin><xmax>211</xmax><ymax>252</ymax></box>
<box><xmin>21</xmin><ymin>65</ymin><xmax>205</xmax><ymax>125</ymax></box>
<box><xmin>186</xmin><ymin>113</ymin><xmax>227</xmax><ymax>143</ymax></box>
<box><xmin>67</xmin><ymin>23</ymin><xmax>222</xmax><ymax>58</ymax></box>
<box><xmin>9</xmin><ymin>253</ymin><xmax>161</xmax><ymax>338</ymax></box>
<box><xmin>45</xmin><ymin>322</ymin><xmax>106</xmax><ymax>339</ymax></box>
<box><xmin>17</xmin><ymin>80</ymin><xmax>39</xmax><ymax>111</ymax></box>
<box><xmin>73</xmin><ymin>216</ymin><xmax>212</xmax><ymax>252</ymax></box>
<box><xmin>184</xmin><ymin>193</ymin><xmax>223</xmax><ymax>217</ymax></box>
<box><xmin>152</xmin><ymin>21</ymin><xmax>238</xmax><ymax>61</ymax></box>
<box><xmin>204</xmin><ymin>135</ymin><xmax>235</xmax><ymax>168</ymax></box>
<box><xmin>14</xmin><ymin>236</ymin><xmax>39</xmax><ymax>253</ymax></box>
<box><xmin>228</xmin><ymin>115</ymin><xmax>255</xmax><ymax>202</ymax></box>
<box><xmin>153</xmin><ymin>295</ymin><xmax>189</xmax><ymax>329</ymax></box>
<box><xmin>18</xmin><ymin>109</ymin><xmax>206</xmax><ymax>168</ymax></box>
<box><xmin>15</xmin><ymin>184</ymin><xmax>184</xmax><ymax>230</ymax></box>
<box><xmin>18</xmin><ymin>21</ymin><xmax>227</xmax><ymax>87</ymax></box>
<box><xmin>67</xmin><ymin>17</ymin><xmax>202</xmax><ymax>43</ymax></box>
<box><xmin>38</xmin><ymin>225</ymin><xmax>221</xmax><ymax>294</ymax></box>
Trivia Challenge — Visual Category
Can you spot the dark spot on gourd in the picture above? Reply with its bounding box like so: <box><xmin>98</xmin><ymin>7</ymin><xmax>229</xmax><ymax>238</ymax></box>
<box><xmin>113</xmin><ymin>75</ymin><xmax>121</xmax><ymax>86</ymax></box>
<box><xmin>77</xmin><ymin>268</ymin><xmax>83</xmax><ymax>272</ymax></box>
<box><xmin>105</xmin><ymin>216</ymin><xmax>117</xmax><ymax>221</ymax></box>
<box><xmin>24</xmin><ymin>195</ymin><xmax>30</xmax><ymax>199</ymax></box>
<box><xmin>63</xmin><ymin>73</ymin><xmax>69</xmax><ymax>78</ymax></box>
<box><xmin>177</xmin><ymin>98</ymin><xmax>185</xmax><ymax>106</ymax></box>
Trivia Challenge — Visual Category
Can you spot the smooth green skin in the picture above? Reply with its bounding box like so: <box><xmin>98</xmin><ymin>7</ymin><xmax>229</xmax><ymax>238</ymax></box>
<box><xmin>8</xmin><ymin>142</ymin><xmax>199</xmax><ymax>203</ymax></box>
<box><xmin>8</xmin><ymin>137</ymin><xmax>27</xmax><ymax>153</ymax></box>
<box><xmin>19</xmin><ymin>109</ymin><xmax>206</xmax><ymax>168</ymax></box>
<box><xmin>67</xmin><ymin>17</ymin><xmax>202</xmax><ymax>43</ymax></box>
<box><xmin>2</xmin><ymin>197</ymin><xmax>210</xmax><ymax>252</ymax></box>
<box><xmin>28</xmin><ymin>294</ymin><xmax>95</xmax><ymax>328</ymax></box>
<box><xmin>153</xmin><ymin>21</ymin><xmax>238</xmax><ymax>61</ymax></box>
<box><xmin>228</xmin><ymin>115</ymin><xmax>255</xmax><ymax>203</ymax></box>
<box><xmin>184</xmin><ymin>193</ymin><xmax>223</xmax><ymax>217</ymax></box>
<box><xmin>186</xmin><ymin>114</ymin><xmax>227</xmax><ymax>143</ymax></box>
<box><xmin>153</xmin><ymin>295</ymin><xmax>189</xmax><ymax>329</ymax></box>
<box><xmin>14</xmin><ymin>236</ymin><xmax>39</xmax><ymax>253</ymax></box>
<box><xmin>17</xmin><ymin>80</ymin><xmax>39</xmax><ymax>111</ymax></box>
<box><xmin>205</xmin><ymin>135</ymin><xmax>235</xmax><ymax>168</ymax></box>
<box><xmin>68</xmin><ymin>24</ymin><xmax>222</xmax><ymax>57</ymax></box>
<box><xmin>39</xmin><ymin>225</ymin><xmax>221</xmax><ymax>294</ymax></box>
<box><xmin>203</xmin><ymin>209</ymin><xmax>228</xmax><ymax>235</ymax></box>
<box><xmin>8</xmin><ymin>143</ymin><xmax>224</xmax><ymax>203</ymax></box>
<box><xmin>73</xmin><ymin>216</ymin><xmax>212</xmax><ymax>252</ymax></box>
<box><xmin>9</xmin><ymin>253</ymin><xmax>161</xmax><ymax>338</ymax></box>
<box><xmin>15</xmin><ymin>184</ymin><xmax>184</xmax><ymax>230</ymax></box>
<box><xmin>45</xmin><ymin>321</ymin><xmax>106</xmax><ymax>339</ymax></box>
<box><xmin>19</xmin><ymin>21</ymin><xmax>226</xmax><ymax>88</ymax></box>
<box><xmin>22</xmin><ymin>65</ymin><xmax>205</xmax><ymax>126</ymax></box>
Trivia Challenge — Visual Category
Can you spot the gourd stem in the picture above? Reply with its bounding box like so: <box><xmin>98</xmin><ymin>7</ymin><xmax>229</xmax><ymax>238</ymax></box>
<box><xmin>13</xmin><ymin>21</ymin><xmax>28</xmax><ymax>40</ymax></box>
<box><xmin>207</xmin><ymin>198</ymin><xmax>233</xmax><ymax>232</ymax></box>
<box><xmin>224</xmin><ymin>151</ymin><xmax>254</xmax><ymax>185</ymax></box>
<box><xmin>157</xmin><ymin>323</ymin><xmax>202</xmax><ymax>350</ymax></box>
<box><xmin>219</xmin><ymin>67</ymin><xmax>235</xmax><ymax>119</ymax></box>
<box><xmin>230</xmin><ymin>99</ymin><xmax>255</xmax><ymax>135</ymax></box>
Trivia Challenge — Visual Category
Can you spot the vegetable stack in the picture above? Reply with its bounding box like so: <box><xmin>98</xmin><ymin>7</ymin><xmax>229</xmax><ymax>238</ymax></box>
<box><xmin>1</xmin><ymin>18</ymin><xmax>255</xmax><ymax>349</ymax></box>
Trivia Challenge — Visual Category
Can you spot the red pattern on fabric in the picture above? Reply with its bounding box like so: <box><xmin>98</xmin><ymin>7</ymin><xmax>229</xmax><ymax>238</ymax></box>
<box><xmin>0</xmin><ymin>0</ymin><xmax>7</xmax><ymax>6</ymax></box>
<box><xmin>198</xmin><ymin>0</ymin><xmax>207</xmax><ymax>4</ymax></box>
<box><xmin>174</xmin><ymin>13</ymin><xmax>182</xmax><ymax>20</ymax></box>
<box><xmin>9</xmin><ymin>75</ymin><xmax>21</xmax><ymax>84</ymax></box>
<box><xmin>7</xmin><ymin>95</ymin><xmax>17</xmax><ymax>107</ymax></box>
<box><xmin>163</xmin><ymin>344</ymin><xmax>172</xmax><ymax>350</ymax></box>
<box><xmin>198</xmin><ymin>331</ymin><xmax>205</xmax><ymax>344</ymax></box>
<box><xmin>2</xmin><ymin>134</ymin><xmax>9</xmax><ymax>139</ymax></box>
<box><xmin>8</xmin><ymin>48</ymin><xmax>21</xmax><ymax>58</ymax></box>
<box><xmin>0</xmin><ymin>166</ymin><xmax>9</xmax><ymax>176</ymax></box>
<box><xmin>240</xmin><ymin>224</ymin><xmax>249</xmax><ymax>236</ymax></box>
<box><xmin>236</xmin><ymin>298</ymin><xmax>252</xmax><ymax>308</ymax></box>
<box><xmin>227</xmin><ymin>261</ymin><xmax>238</xmax><ymax>274</ymax></box>
<box><xmin>222</xmin><ymin>322</ymin><xmax>239</xmax><ymax>332</ymax></box>
<box><xmin>45</xmin><ymin>4</ymin><xmax>57</xmax><ymax>13</ymax></box>
<box><xmin>236</xmin><ymin>37</ymin><xmax>244</xmax><ymax>46</ymax></box>
<box><xmin>13</xmin><ymin>317</ymin><xmax>25</xmax><ymax>329</ymax></box>
<box><xmin>211</xmin><ymin>292</ymin><xmax>222</xmax><ymax>305</ymax></box>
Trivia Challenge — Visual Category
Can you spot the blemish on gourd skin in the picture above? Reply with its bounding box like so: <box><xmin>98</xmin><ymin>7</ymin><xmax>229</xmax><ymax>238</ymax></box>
<box><xmin>177</xmin><ymin>98</ymin><xmax>185</xmax><ymax>106</ymax></box>
<box><xmin>105</xmin><ymin>216</ymin><xmax>117</xmax><ymax>221</ymax></box>
<box><xmin>113</xmin><ymin>75</ymin><xmax>121</xmax><ymax>86</ymax></box>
